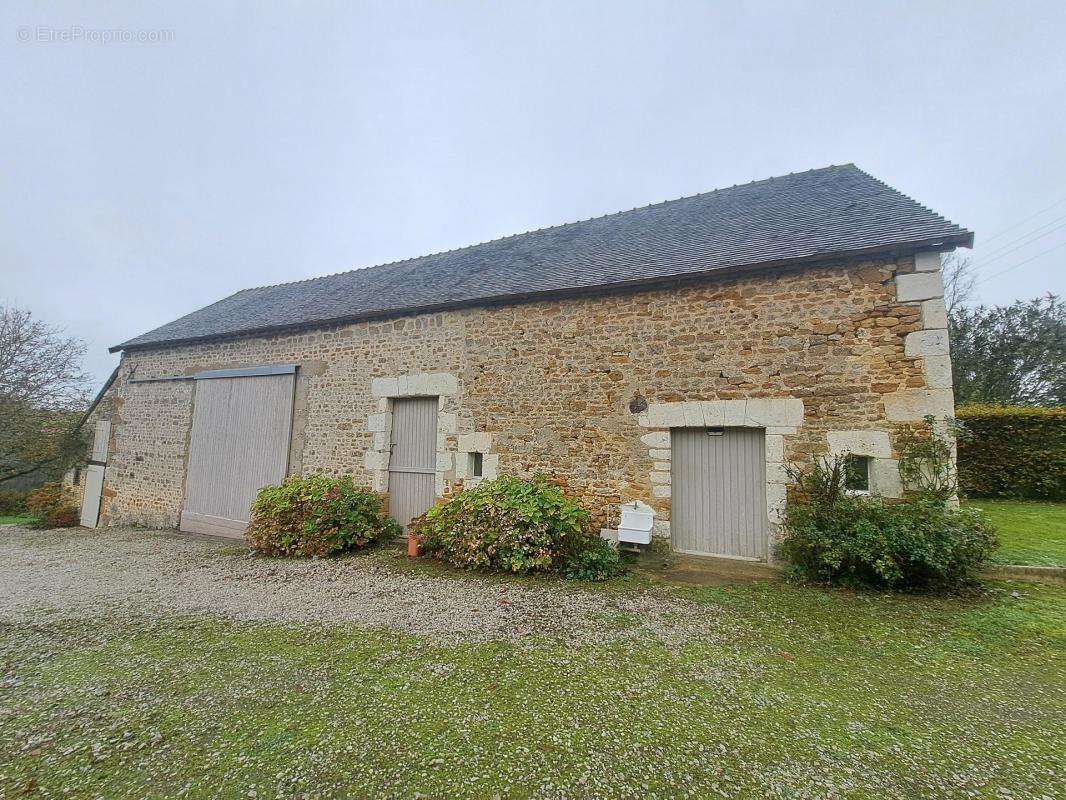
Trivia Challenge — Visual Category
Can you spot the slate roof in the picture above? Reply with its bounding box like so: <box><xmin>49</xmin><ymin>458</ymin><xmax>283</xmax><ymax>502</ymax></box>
<box><xmin>112</xmin><ymin>164</ymin><xmax>972</xmax><ymax>352</ymax></box>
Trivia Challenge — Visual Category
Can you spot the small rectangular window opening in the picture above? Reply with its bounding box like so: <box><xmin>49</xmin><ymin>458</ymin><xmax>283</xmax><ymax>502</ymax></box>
<box><xmin>844</xmin><ymin>455</ymin><xmax>871</xmax><ymax>493</ymax></box>
<box><xmin>470</xmin><ymin>452</ymin><xmax>484</xmax><ymax>478</ymax></box>
<box><xmin>706</xmin><ymin>426</ymin><xmax>725</xmax><ymax>436</ymax></box>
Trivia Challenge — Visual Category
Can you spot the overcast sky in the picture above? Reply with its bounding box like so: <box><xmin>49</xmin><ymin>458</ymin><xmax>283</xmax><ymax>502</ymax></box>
<box><xmin>3</xmin><ymin>1</ymin><xmax>1065</xmax><ymax>386</ymax></box>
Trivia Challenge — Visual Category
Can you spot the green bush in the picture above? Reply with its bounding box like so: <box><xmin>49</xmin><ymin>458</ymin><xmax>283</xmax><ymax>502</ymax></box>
<box><xmin>0</xmin><ymin>490</ymin><xmax>28</xmax><ymax>516</ymax></box>
<box><xmin>779</xmin><ymin>457</ymin><xmax>998</xmax><ymax>590</ymax></box>
<box><xmin>24</xmin><ymin>482</ymin><xmax>79</xmax><ymax>528</ymax></box>
<box><xmin>956</xmin><ymin>405</ymin><xmax>1066</xmax><ymax>501</ymax></box>
<box><xmin>560</xmin><ymin>536</ymin><xmax>625</xmax><ymax>581</ymax></box>
<box><xmin>894</xmin><ymin>415</ymin><xmax>966</xmax><ymax>503</ymax></box>
<box><xmin>246</xmin><ymin>474</ymin><xmax>400</xmax><ymax>558</ymax></box>
<box><xmin>411</xmin><ymin>475</ymin><xmax>617</xmax><ymax>578</ymax></box>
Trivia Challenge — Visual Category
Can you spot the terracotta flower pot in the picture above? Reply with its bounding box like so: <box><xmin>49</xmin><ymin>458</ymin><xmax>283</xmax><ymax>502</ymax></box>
<box><xmin>407</xmin><ymin>533</ymin><xmax>423</xmax><ymax>558</ymax></box>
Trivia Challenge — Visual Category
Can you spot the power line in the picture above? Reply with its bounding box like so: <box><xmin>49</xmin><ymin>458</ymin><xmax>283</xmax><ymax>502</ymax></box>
<box><xmin>979</xmin><ymin>195</ymin><xmax>1066</xmax><ymax>246</ymax></box>
<box><xmin>968</xmin><ymin>214</ymin><xmax>1066</xmax><ymax>269</ymax></box>
<box><xmin>975</xmin><ymin>239</ymin><xmax>1066</xmax><ymax>285</ymax></box>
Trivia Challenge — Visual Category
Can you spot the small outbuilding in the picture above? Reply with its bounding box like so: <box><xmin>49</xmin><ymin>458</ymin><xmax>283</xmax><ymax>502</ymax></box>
<box><xmin>71</xmin><ymin>164</ymin><xmax>971</xmax><ymax>560</ymax></box>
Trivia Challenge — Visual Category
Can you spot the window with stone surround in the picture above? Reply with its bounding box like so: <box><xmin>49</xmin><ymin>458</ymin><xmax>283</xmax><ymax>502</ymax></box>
<box><xmin>469</xmin><ymin>452</ymin><xmax>484</xmax><ymax>478</ymax></box>
<box><xmin>844</xmin><ymin>455</ymin><xmax>871</xmax><ymax>494</ymax></box>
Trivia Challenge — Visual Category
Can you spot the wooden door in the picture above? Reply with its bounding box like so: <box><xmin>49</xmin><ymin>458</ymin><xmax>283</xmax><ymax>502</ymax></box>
<box><xmin>180</xmin><ymin>372</ymin><xmax>295</xmax><ymax>538</ymax></box>
<box><xmin>388</xmin><ymin>397</ymin><xmax>438</xmax><ymax>530</ymax></box>
<box><xmin>671</xmin><ymin>427</ymin><xmax>767</xmax><ymax>559</ymax></box>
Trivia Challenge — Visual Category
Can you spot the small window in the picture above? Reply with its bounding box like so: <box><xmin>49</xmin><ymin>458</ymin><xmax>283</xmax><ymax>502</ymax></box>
<box><xmin>844</xmin><ymin>455</ymin><xmax>871</xmax><ymax>493</ymax></box>
<box><xmin>469</xmin><ymin>452</ymin><xmax>484</xmax><ymax>478</ymax></box>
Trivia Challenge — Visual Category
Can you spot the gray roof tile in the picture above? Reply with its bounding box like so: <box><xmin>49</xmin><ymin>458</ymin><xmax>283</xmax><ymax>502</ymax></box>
<box><xmin>112</xmin><ymin>164</ymin><xmax>972</xmax><ymax>352</ymax></box>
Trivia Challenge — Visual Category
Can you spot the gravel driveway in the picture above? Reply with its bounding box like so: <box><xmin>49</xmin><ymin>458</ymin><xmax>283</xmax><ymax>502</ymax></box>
<box><xmin>0</xmin><ymin>526</ymin><xmax>722</xmax><ymax>645</ymax></box>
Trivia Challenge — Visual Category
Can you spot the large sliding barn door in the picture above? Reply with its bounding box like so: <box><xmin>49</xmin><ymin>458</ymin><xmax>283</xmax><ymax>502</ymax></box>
<box><xmin>671</xmin><ymin>427</ymin><xmax>768</xmax><ymax>560</ymax></box>
<box><xmin>180</xmin><ymin>367</ymin><xmax>295</xmax><ymax>538</ymax></box>
<box><xmin>388</xmin><ymin>397</ymin><xmax>438</xmax><ymax>530</ymax></box>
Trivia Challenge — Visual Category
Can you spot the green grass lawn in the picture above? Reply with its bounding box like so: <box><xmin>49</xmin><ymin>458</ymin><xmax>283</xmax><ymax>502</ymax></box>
<box><xmin>964</xmin><ymin>499</ymin><xmax>1066</xmax><ymax>567</ymax></box>
<box><xmin>0</xmin><ymin>515</ymin><xmax>34</xmax><ymax>526</ymax></box>
<box><xmin>1</xmin><ymin>580</ymin><xmax>1062</xmax><ymax>798</ymax></box>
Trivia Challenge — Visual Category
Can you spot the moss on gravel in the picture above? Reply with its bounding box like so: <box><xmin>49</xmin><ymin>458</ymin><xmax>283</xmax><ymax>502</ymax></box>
<box><xmin>1</xmin><ymin>580</ymin><xmax>1063</xmax><ymax>799</ymax></box>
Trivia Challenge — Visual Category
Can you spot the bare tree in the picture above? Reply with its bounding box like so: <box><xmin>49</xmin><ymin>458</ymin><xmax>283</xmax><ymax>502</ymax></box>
<box><xmin>0</xmin><ymin>307</ymin><xmax>91</xmax><ymax>484</ymax></box>
<box><xmin>941</xmin><ymin>252</ymin><xmax>977</xmax><ymax>313</ymax></box>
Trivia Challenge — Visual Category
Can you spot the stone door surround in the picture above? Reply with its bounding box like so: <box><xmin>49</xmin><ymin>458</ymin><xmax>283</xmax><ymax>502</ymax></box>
<box><xmin>363</xmin><ymin>371</ymin><xmax>501</xmax><ymax>500</ymax></box>
<box><xmin>364</xmin><ymin>373</ymin><xmax>458</xmax><ymax>496</ymax></box>
<box><xmin>636</xmin><ymin>398</ymin><xmax>805</xmax><ymax>544</ymax></box>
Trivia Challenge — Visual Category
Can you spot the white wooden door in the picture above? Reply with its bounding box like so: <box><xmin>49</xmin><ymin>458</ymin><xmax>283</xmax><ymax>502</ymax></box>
<box><xmin>79</xmin><ymin>420</ymin><xmax>110</xmax><ymax>528</ymax></box>
<box><xmin>388</xmin><ymin>397</ymin><xmax>438</xmax><ymax>530</ymax></box>
<box><xmin>671</xmin><ymin>427</ymin><xmax>768</xmax><ymax>559</ymax></box>
<box><xmin>180</xmin><ymin>371</ymin><xmax>295</xmax><ymax>538</ymax></box>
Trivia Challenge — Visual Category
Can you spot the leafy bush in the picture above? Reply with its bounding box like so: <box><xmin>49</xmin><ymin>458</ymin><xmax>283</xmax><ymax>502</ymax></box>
<box><xmin>43</xmin><ymin>504</ymin><xmax>80</xmax><ymax>528</ymax></box>
<box><xmin>24</xmin><ymin>482</ymin><xmax>79</xmax><ymax>528</ymax></box>
<box><xmin>956</xmin><ymin>405</ymin><xmax>1066</xmax><ymax>501</ymax></box>
<box><xmin>412</xmin><ymin>475</ymin><xmax>617</xmax><ymax>578</ymax></box>
<box><xmin>894</xmin><ymin>415</ymin><xmax>968</xmax><ymax>503</ymax></box>
<box><xmin>246</xmin><ymin>474</ymin><xmax>400</xmax><ymax>557</ymax></box>
<box><xmin>0</xmin><ymin>490</ymin><xmax>28</xmax><ymax>516</ymax></box>
<box><xmin>560</xmin><ymin>536</ymin><xmax>625</xmax><ymax>581</ymax></box>
<box><xmin>24</xmin><ymin>483</ymin><xmax>61</xmax><ymax>518</ymax></box>
<box><xmin>779</xmin><ymin>457</ymin><xmax>997</xmax><ymax>590</ymax></box>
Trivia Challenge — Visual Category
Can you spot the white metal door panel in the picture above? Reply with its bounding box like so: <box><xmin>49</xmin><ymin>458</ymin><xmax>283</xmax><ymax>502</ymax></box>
<box><xmin>90</xmin><ymin>420</ymin><xmax>111</xmax><ymax>462</ymax></box>
<box><xmin>671</xmin><ymin>427</ymin><xmax>768</xmax><ymax>559</ymax></box>
<box><xmin>79</xmin><ymin>420</ymin><xmax>111</xmax><ymax>528</ymax></box>
<box><xmin>180</xmin><ymin>373</ymin><xmax>295</xmax><ymax>538</ymax></box>
<box><xmin>388</xmin><ymin>397</ymin><xmax>438</xmax><ymax>531</ymax></box>
<box><xmin>79</xmin><ymin>464</ymin><xmax>106</xmax><ymax>528</ymax></box>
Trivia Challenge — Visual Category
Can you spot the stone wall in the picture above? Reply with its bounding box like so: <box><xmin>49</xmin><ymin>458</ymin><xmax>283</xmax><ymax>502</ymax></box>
<box><xmin>91</xmin><ymin>251</ymin><xmax>955</xmax><ymax>552</ymax></box>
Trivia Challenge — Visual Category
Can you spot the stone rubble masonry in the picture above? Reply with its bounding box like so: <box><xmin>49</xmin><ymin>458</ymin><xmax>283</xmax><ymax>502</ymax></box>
<box><xmin>89</xmin><ymin>252</ymin><xmax>957</xmax><ymax>550</ymax></box>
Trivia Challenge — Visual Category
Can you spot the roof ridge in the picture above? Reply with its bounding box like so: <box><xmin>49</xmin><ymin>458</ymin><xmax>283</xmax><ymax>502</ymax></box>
<box><xmin>239</xmin><ymin>163</ymin><xmax>852</xmax><ymax>293</ymax></box>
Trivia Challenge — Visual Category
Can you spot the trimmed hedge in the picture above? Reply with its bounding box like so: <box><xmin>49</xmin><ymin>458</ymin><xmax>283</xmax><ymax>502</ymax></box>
<box><xmin>956</xmin><ymin>405</ymin><xmax>1066</xmax><ymax>501</ymax></box>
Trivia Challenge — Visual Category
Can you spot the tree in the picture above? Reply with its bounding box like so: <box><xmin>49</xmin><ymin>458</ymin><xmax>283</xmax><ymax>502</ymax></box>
<box><xmin>941</xmin><ymin>252</ymin><xmax>977</xmax><ymax>313</ymax></box>
<box><xmin>949</xmin><ymin>295</ymin><xmax>1065</xmax><ymax>406</ymax></box>
<box><xmin>0</xmin><ymin>307</ymin><xmax>91</xmax><ymax>484</ymax></box>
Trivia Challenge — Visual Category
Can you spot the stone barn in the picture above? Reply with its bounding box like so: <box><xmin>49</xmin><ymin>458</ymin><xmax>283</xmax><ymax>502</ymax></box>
<box><xmin>71</xmin><ymin>164</ymin><xmax>971</xmax><ymax>560</ymax></box>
